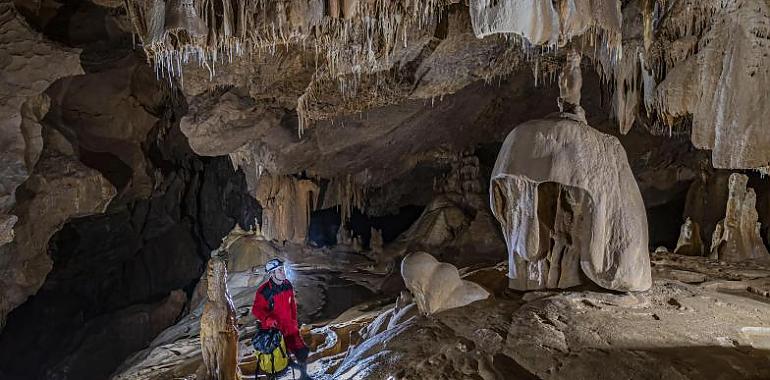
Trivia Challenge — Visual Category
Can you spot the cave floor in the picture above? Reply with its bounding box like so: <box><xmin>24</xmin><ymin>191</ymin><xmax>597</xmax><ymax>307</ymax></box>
<box><xmin>114</xmin><ymin>251</ymin><xmax>770</xmax><ymax>380</ymax></box>
<box><xmin>323</xmin><ymin>252</ymin><xmax>770</xmax><ymax>379</ymax></box>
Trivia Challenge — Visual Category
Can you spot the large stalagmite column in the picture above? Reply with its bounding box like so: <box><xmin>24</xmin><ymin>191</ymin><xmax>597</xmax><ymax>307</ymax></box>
<box><xmin>200</xmin><ymin>256</ymin><xmax>240</xmax><ymax>380</ymax></box>
<box><xmin>709</xmin><ymin>173</ymin><xmax>770</xmax><ymax>262</ymax></box>
<box><xmin>489</xmin><ymin>51</ymin><xmax>651</xmax><ymax>292</ymax></box>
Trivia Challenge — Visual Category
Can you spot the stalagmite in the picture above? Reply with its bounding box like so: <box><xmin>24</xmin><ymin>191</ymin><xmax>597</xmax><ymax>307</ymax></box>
<box><xmin>200</xmin><ymin>256</ymin><xmax>240</xmax><ymax>380</ymax></box>
<box><xmin>683</xmin><ymin>169</ymin><xmax>731</xmax><ymax>241</ymax></box>
<box><xmin>401</xmin><ymin>252</ymin><xmax>489</xmax><ymax>315</ymax></box>
<box><xmin>490</xmin><ymin>51</ymin><xmax>651</xmax><ymax>292</ymax></box>
<box><xmin>674</xmin><ymin>217</ymin><xmax>704</xmax><ymax>257</ymax></box>
<box><xmin>370</xmin><ymin>227</ymin><xmax>384</xmax><ymax>255</ymax></box>
<box><xmin>709</xmin><ymin>174</ymin><xmax>770</xmax><ymax>262</ymax></box>
<box><xmin>337</xmin><ymin>224</ymin><xmax>353</xmax><ymax>246</ymax></box>
<box><xmin>558</xmin><ymin>51</ymin><xmax>584</xmax><ymax>120</ymax></box>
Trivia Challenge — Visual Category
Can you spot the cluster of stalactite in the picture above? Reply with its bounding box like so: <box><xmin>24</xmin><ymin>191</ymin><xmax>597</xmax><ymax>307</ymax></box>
<box><xmin>125</xmin><ymin>0</ymin><xmax>443</xmax><ymax>80</ymax></box>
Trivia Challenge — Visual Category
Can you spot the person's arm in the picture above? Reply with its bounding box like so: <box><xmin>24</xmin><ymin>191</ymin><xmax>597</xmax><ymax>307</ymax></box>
<box><xmin>290</xmin><ymin>288</ymin><xmax>298</xmax><ymax>325</ymax></box>
<box><xmin>251</xmin><ymin>290</ymin><xmax>277</xmax><ymax>329</ymax></box>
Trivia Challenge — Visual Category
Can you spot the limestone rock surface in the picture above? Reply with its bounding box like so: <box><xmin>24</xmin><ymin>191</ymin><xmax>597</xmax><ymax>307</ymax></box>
<box><xmin>0</xmin><ymin>153</ymin><xmax>115</xmax><ymax>328</ymax></box>
<box><xmin>44</xmin><ymin>57</ymin><xmax>163</xmax><ymax>200</ymax></box>
<box><xmin>333</xmin><ymin>255</ymin><xmax>770</xmax><ymax>380</ymax></box>
<box><xmin>0</xmin><ymin>2</ymin><xmax>82</xmax><ymax>248</ymax></box>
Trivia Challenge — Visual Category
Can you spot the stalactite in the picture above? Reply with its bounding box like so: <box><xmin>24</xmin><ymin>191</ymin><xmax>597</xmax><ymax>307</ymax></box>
<box><xmin>469</xmin><ymin>0</ymin><xmax>622</xmax><ymax>58</ymax></box>
<box><xmin>370</xmin><ymin>227</ymin><xmax>384</xmax><ymax>255</ymax></box>
<box><xmin>329</xmin><ymin>0</ymin><xmax>341</xmax><ymax>19</ymax></box>
<box><xmin>125</xmin><ymin>0</ymin><xmax>443</xmax><ymax>82</ymax></box>
<box><xmin>642</xmin><ymin>0</ymin><xmax>655</xmax><ymax>52</ymax></box>
<box><xmin>125</xmin><ymin>0</ymin><xmax>443</xmax><ymax>136</ymax></box>
<box><xmin>341</xmin><ymin>0</ymin><xmax>358</xmax><ymax>19</ymax></box>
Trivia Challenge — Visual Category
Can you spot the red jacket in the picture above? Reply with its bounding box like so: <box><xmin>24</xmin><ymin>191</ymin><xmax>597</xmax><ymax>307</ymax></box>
<box><xmin>251</xmin><ymin>279</ymin><xmax>299</xmax><ymax>337</ymax></box>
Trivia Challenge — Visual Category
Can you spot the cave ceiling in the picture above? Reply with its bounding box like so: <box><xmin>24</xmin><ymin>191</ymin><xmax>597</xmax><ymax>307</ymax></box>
<box><xmin>115</xmin><ymin>0</ymin><xmax>770</xmax><ymax>184</ymax></box>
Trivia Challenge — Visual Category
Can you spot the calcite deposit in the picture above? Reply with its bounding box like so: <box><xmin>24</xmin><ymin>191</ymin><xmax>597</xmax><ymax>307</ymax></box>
<box><xmin>200</xmin><ymin>256</ymin><xmax>240</xmax><ymax>380</ymax></box>
<box><xmin>401</xmin><ymin>252</ymin><xmax>489</xmax><ymax>315</ymax></box>
<box><xmin>709</xmin><ymin>174</ymin><xmax>770</xmax><ymax>262</ymax></box>
<box><xmin>490</xmin><ymin>53</ymin><xmax>651</xmax><ymax>292</ymax></box>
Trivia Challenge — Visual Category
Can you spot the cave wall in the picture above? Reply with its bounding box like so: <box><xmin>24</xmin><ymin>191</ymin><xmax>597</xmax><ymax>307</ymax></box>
<box><xmin>0</xmin><ymin>113</ymin><xmax>258</xmax><ymax>380</ymax></box>
<box><xmin>0</xmin><ymin>2</ymin><xmax>259</xmax><ymax>378</ymax></box>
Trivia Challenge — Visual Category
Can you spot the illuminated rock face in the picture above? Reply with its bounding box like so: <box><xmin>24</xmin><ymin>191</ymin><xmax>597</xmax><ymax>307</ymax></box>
<box><xmin>401</xmin><ymin>251</ymin><xmax>489</xmax><ymax>315</ymax></box>
<box><xmin>490</xmin><ymin>115</ymin><xmax>651</xmax><ymax>292</ymax></box>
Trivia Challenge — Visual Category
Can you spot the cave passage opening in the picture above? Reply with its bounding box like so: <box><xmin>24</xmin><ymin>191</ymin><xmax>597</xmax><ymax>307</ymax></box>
<box><xmin>308</xmin><ymin>205</ymin><xmax>425</xmax><ymax>248</ymax></box>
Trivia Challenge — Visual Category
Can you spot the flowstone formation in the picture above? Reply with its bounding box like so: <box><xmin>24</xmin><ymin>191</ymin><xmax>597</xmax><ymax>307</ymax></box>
<box><xmin>200</xmin><ymin>256</ymin><xmax>240</xmax><ymax>380</ymax></box>
<box><xmin>254</xmin><ymin>175</ymin><xmax>320</xmax><ymax>243</ymax></box>
<box><xmin>654</xmin><ymin>0</ymin><xmax>770</xmax><ymax>170</ymax></box>
<box><xmin>490</xmin><ymin>52</ymin><xmax>651</xmax><ymax>292</ymax></box>
<box><xmin>709</xmin><ymin>174</ymin><xmax>770</xmax><ymax>262</ymax></box>
<box><xmin>401</xmin><ymin>251</ymin><xmax>489</xmax><ymax>315</ymax></box>
<box><xmin>469</xmin><ymin>0</ymin><xmax>622</xmax><ymax>47</ymax></box>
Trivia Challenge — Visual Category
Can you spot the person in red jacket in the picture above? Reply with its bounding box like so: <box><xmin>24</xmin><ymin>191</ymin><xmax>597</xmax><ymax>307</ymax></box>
<box><xmin>252</xmin><ymin>258</ymin><xmax>310</xmax><ymax>377</ymax></box>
